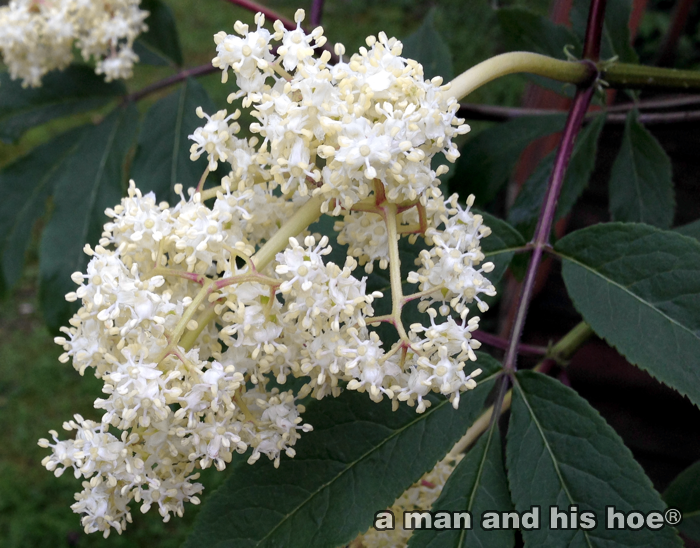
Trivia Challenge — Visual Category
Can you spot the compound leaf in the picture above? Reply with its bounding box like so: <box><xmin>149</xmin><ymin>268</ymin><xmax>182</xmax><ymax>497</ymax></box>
<box><xmin>663</xmin><ymin>461</ymin><xmax>700</xmax><ymax>541</ymax></box>
<box><xmin>508</xmin><ymin>371</ymin><xmax>682</xmax><ymax>547</ymax></box>
<box><xmin>408</xmin><ymin>425</ymin><xmax>514</xmax><ymax>548</ymax></box>
<box><xmin>402</xmin><ymin>8</ymin><xmax>453</xmax><ymax>81</ymax></box>
<box><xmin>135</xmin><ymin>0</ymin><xmax>184</xmax><ymax>66</ymax></box>
<box><xmin>0</xmin><ymin>126</ymin><xmax>86</xmax><ymax>294</ymax></box>
<box><xmin>609</xmin><ymin>110</ymin><xmax>674</xmax><ymax>228</ymax></box>
<box><xmin>508</xmin><ymin>114</ymin><xmax>605</xmax><ymax>238</ymax></box>
<box><xmin>130</xmin><ymin>78</ymin><xmax>215</xmax><ymax>204</ymax></box>
<box><xmin>0</xmin><ymin>65</ymin><xmax>125</xmax><ymax>143</ymax></box>
<box><xmin>451</xmin><ymin>115</ymin><xmax>566</xmax><ymax>206</ymax></box>
<box><xmin>39</xmin><ymin>104</ymin><xmax>139</xmax><ymax>332</ymax></box>
<box><xmin>555</xmin><ymin>223</ymin><xmax>700</xmax><ymax>407</ymax></box>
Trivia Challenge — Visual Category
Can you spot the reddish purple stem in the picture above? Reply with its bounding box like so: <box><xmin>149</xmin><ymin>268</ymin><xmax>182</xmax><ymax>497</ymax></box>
<box><xmin>474</xmin><ymin>330</ymin><xmax>547</xmax><ymax>357</ymax></box>
<box><xmin>124</xmin><ymin>63</ymin><xmax>217</xmax><ymax>103</ymax></box>
<box><xmin>310</xmin><ymin>0</ymin><xmax>325</xmax><ymax>26</ymax></box>
<box><xmin>582</xmin><ymin>0</ymin><xmax>608</xmax><ymax>62</ymax></box>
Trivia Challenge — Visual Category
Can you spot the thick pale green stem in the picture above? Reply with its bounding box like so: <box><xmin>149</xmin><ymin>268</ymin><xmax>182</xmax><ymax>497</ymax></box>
<box><xmin>251</xmin><ymin>195</ymin><xmax>325</xmax><ymax>271</ymax></box>
<box><xmin>157</xmin><ymin>279</ymin><xmax>214</xmax><ymax>362</ymax></box>
<box><xmin>446</xmin><ymin>52</ymin><xmax>594</xmax><ymax>100</ymax></box>
<box><xmin>384</xmin><ymin>203</ymin><xmax>410</xmax><ymax>342</ymax></box>
<box><xmin>604</xmin><ymin>62</ymin><xmax>700</xmax><ymax>91</ymax></box>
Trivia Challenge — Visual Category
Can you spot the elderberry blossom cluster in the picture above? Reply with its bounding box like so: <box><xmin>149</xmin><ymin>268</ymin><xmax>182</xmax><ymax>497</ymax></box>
<box><xmin>0</xmin><ymin>0</ymin><xmax>147</xmax><ymax>87</ymax></box>
<box><xmin>40</xmin><ymin>9</ymin><xmax>496</xmax><ymax>537</ymax></box>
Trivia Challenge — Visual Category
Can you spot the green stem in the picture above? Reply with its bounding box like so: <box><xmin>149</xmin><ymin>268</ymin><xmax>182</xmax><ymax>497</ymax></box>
<box><xmin>180</xmin><ymin>300</ymin><xmax>219</xmax><ymax>351</ymax></box>
<box><xmin>251</xmin><ymin>195</ymin><xmax>324</xmax><ymax>271</ymax></box>
<box><xmin>549</xmin><ymin>321</ymin><xmax>594</xmax><ymax>361</ymax></box>
<box><xmin>604</xmin><ymin>62</ymin><xmax>700</xmax><ymax>91</ymax></box>
<box><xmin>383</xmin><ymin>203</ymin><xmax>410</xmax><ymax>342</ymax></box>
<box><xmin>448</xmin><ymin>321</ymin><xmax>593</xmax><ymax>456</ymax></box>
<box><xmin>446</xmin><ymin>52</ymin><xmax>595</xmax><ymax>100</ymax></box>
<box><xmin>158</xmin><ymin>279</ymin><xmax>214</xmax><ymax>361</ymax></box>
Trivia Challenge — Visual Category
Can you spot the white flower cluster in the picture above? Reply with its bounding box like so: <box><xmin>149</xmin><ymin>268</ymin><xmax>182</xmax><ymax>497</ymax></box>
<box><xmin>355</xmin><ymin>453</ymin><xmax>463</xmax><ymax>547</ymax></box>
<box><xmin>40</xmin><ymin>9</ymin><xmax>496</xmax><ymax>537</ymax></box>
<box><xmin>0</xmin><ymin>0</ymin><xmax>147</xmax><ymax>87</ymax></box>
<box><xmin>202</xmin><ymin>9</ymin><xmax>469</xmax><ymax>212</ymax></box>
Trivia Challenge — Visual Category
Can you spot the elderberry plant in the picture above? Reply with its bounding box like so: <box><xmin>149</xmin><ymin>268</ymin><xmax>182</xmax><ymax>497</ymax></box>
<box><xmin>0</xmin><ymin>0</ymin><xmax>699</xmax><ymax>547</ymax></box>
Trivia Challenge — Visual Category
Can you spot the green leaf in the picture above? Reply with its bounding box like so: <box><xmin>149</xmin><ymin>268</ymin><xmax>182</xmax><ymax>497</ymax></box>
<box><xmin>479</xmin><ymin>211</ymin><xmax>526</xmax><ymax>283</ymax></box>
<box><xmin>570</xmin><ymin>0</ymin><xmax>638</xmax><ymax>63</ymax></box>
<box><xmin>402</xmin><ymin>8</ymin><xmax>453</xmax><ymax>81</ymax></box>
<box><xmin>675</xmin><ymin>219</ymin><xmax>700</xmax><ymax>242</ymax></box>
<box><xmin>451</xmin><ymin>115</ymin><xmax>566</xmax><ymax>206</ymax></box>
<box><xmin>497</xmin><ymin>7</ymin><xmax>581</xmax><ymax>59</ymax></box>
<box><xmin>0</xmin><ymin>65</ymin><xmax>125</xmax><ymax>143</ymax></box>
<box><xmin>0</xmin><ymin>127</ymin><xmax>86</xmax><ymax>294</ymax></box>
<box><xmin>663</xmin><ymin>461</ymin><xmax>700</xmax><ymax>541</ymax></box>
<box><xmin>408</xmin><ymin>425</ymin><xmax>514</xmax><ymax>548</ymax></box>
<box><xmin>508</xmin><ymin>114</ymin><xmax>605</xmax><ymax>238</ymax></box>
<box><xmin>555</xmin><ymin>223</ymin><xmax>700</xmax><ymax>407</ymax></box>
<box><xmin>609</xmin><ymin>110</ymin><xmax>674</xmax><ymax>228</ymax></box>
<box><xmin>130</xmin><ymin>78</ymin><xmax>215</xmax><ymax>204</ymax></box>
<box><xmin>508</xmin><ymin>371</ymin><xmax>682</xmax><ymax>547</ymax></box>
<box><xmin>135</xmin><ymin>0</ymin><xmax>184</xmax><ymax>67</ymax></box>
<box><xmin>184</xmin><ymin>355</ymin><xmax>502</xmax><ymax>548</ymax></box>
<box><xmin>497</xmin><ymin>8</ymin><xmax>581</xmax><ymax>97</ymax></box>
<box><xmin>39</xmin><ymin>105</ymin><xmax>139</xmax><ymax>332</ymax></box>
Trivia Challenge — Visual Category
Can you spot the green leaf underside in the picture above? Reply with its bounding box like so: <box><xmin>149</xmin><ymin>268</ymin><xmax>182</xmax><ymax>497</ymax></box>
<box><xmin>39</xmin><ymin>104</ymin><xmax>139</xmax><ymax>331</ymax></box>
<box><xmin>508</xmin><ymin>114</ymin><xmax>605</xmax><ymax>238</ymax></box>
<box><xmin>554</xmin><ymin>223</ymin><xmax>700</xmax><ymax>407</ymax></box>
<box><xmin>0</xmin><ymin>65</ymin><xmax>125</xmax><ymax>143</ymax></box>
<box><xmin>663</xmin><ymin>460</ymin><xmax>700</xmax><ymax>541</ymax></box>
<box><xmin>478</xmin><ymin>211</ymin><xmax>526</xmax><ymax>283</ymax></box>
<box><xmin>136</xmin><ymin>0</ymin><xmax>184</xmax><ymax>66</ymax></box>
<box><xmin>608</xmin><ymin>110</ymin><xmax>675</xmax><ymax>228</ymax></box>
<box><xmin>402</xmin><ymin>8</ymin><xmax>454</xmax><ymax>81</ymax></box>
<box><xmin>452</xmin><ymin>115</ymin><xmax>566</xmax><ymax>206</ymax></box>
<box><xmin>184</xmin><ymin>355</ymin><xmax>502</xmax><ymax>548</ymax></box>
<box><xmin>675</xmin><ymin>219</ymin><xmax>700</xmax><ymax>242</ymax></box>
<box><xmin>131</xmin><ymin>78</ymin><xmax>215</xmax><ymax>205</ymax></box>
<box><xmin>0</xmin><ymin>126</ymin><xmax>86</xmax><ymax>293</ymax></box>
<box><xmin>408</xmin><ymin>425</ymin><xmax>514</xmax><ymax>548</ymax></box>
<box><xmin>508</xmin><ymin>371</ymin><xmax>681</xmax><ymax>548</ymax></box>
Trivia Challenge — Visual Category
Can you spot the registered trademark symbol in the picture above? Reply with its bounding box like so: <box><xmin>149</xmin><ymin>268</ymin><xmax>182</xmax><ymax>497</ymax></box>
<box><xmin>665</xmin><ymin>508</ymin><xmax>682</xmax><ymax>526</ymax></box>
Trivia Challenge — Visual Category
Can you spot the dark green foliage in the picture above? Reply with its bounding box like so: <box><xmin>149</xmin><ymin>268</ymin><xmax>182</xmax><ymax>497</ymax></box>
<box><xmin>0</xmin><ymin>66</ymin><xmax>125</xmax><ymax>143</ymax></box>
<box><xmin>183</xmin><ymin>356</ymin><xmax>502</xmax><ymax>548</ymax></box>
<box><xmin>664</xmin><ymin>461</ymin><xmax>700</xmax><ymax>541</ymax></box>
<box><xmin>131</xmin><ymin>78</ymin><xmax>216</xmax><ymax>204</ymax></box>
<box><xmin>479</xmin><ymin>211</ymin><xmax>526</xmax><ymax>283</ymax></box>
<box><xmin>608</xmin><ymin>110</ymin><xmax>674</xmax><ymax>228</ymax></box>
<box><xmin>0</xmin><ymin>126</ymin><xmax>86</xmax><ymax>294</ymax></box>
<box><xmin>508</xmin><ymin>371</ymin><xmax>682</xmax><ymax>547</ymax></box>
<box><xmin>675</xmin><ymin>219</ymin><xmax>700</xmax><ymax>241</ymax></box>
<box><xmin>451</xmin><ymin>115</ymin><xmax>566</xmax><ymax>206</ymax></box>
<box><xmin>408</xmin><ymin>425</ymin><xmax>514</xmax><ymax>548</ymax></box>
<box><xmin>555</xmin><ymin>223</ymin><xmax>700</xmax><ymax>407</ymax></box>
<box><xmin>39</xmin><ymin>105</ymin><xmax>140</xmax><ymax>332</ymax></box>
<box><xmin>508</xmin><ymin>114</ymin><xmax>605</xmax><ymax>238</ymax></box>
<box><xmin>402</xmin><ymin>8</ymin><xmax>454</xmax><ymax>81</ymax></box>
<box><xmin>497</xmin><ymin>7</ymin><xmax>581</xmax><ymax>59</ymax></box>
<box><xmin>136</xmin><ymin>0</ymin><xmax>184</xmax><ymax>67</ymax></box>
